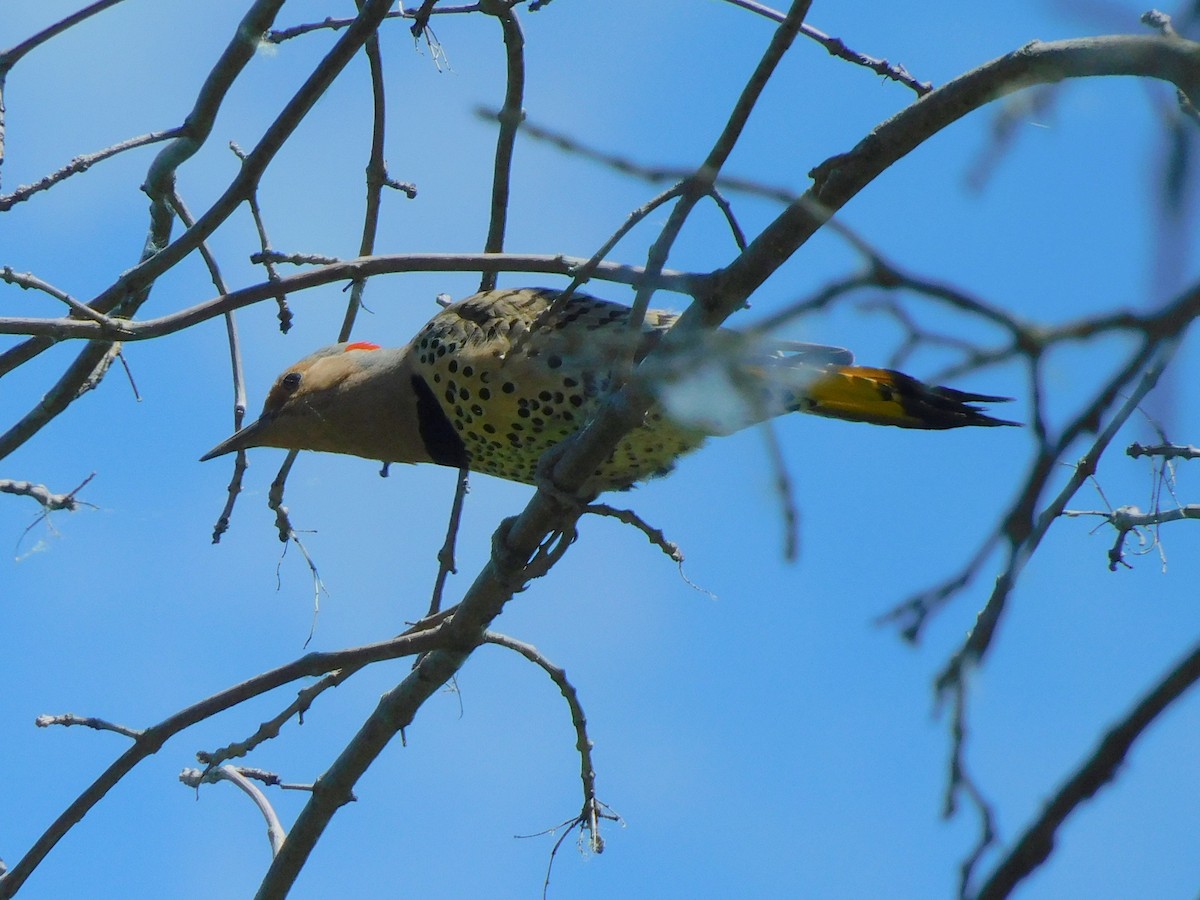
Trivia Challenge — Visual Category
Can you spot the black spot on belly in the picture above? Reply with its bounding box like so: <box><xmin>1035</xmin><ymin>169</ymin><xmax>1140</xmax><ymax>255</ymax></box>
<box><xmin>412</xmin><ymin>374</ymin><xmax>469</xmax><ymax>468</ymax></box>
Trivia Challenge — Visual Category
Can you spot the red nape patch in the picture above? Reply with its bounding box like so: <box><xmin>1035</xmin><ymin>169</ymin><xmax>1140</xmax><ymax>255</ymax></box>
<box><xmin>344</xmin><ymin>341</ymin><xmax>381</xmax><ymax>352</ymax></box>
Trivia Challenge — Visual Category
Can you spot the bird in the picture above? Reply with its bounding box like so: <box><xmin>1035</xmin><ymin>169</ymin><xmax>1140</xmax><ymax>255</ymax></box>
<box><xmin>202</xmin><ymin>287</ymin><xmax>1017</xmax><ymax>492</ymax></box>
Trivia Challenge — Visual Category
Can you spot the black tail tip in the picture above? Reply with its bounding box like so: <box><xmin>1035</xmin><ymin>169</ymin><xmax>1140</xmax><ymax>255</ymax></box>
<box><xmin>932</xmin><ymin>387</ymin><xmax>1021</xmax><ymax>428</ymax></box>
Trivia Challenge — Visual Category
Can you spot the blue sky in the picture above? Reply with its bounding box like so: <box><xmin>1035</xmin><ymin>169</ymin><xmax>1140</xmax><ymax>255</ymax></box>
<box><xmin>3</xmin><ymin>1</ymin><xmax>1199</xmax><ymax>898</ymax></box>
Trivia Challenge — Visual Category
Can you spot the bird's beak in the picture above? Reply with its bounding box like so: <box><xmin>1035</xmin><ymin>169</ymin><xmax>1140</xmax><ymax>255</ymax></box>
<box><xmin>200</xmin><ymin>416</ymin><xmax>271</xmax><ymax>462</ymax></box>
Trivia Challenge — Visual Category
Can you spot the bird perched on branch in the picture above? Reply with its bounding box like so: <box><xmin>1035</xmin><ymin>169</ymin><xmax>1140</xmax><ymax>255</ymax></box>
<box><xmin>202</xmin><ymin>287</ymin><xmax>1016</xmax><ymax>491</ymax></box>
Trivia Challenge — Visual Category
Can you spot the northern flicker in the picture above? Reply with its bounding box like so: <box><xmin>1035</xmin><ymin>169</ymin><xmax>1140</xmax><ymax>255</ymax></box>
<box><xmin>202</xmin><ymin>287</ymin><xmax>1016</xmax><ymax>490</ymax></box>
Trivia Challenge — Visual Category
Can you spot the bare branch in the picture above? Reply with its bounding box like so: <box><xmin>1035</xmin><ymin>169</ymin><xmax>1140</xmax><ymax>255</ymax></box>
<box><xmin>250</xmin><ymin>250</ymin><xmax>343</xmax><ymax>267</ymax></box>
<box><xmin>337</xmin><ymin>2</ymin><xmax>391</xmax><ymax>341</ymax></box>
<box><xmin>197</xmin><ymin>665</ymin><xmax>363</xmax><ymax>773</ymax></box>
<box><xmin>428</xmin><ymin>468</ymin><xmax>471</xmax><ymax>616</ymax></box>
<box><xmin>483</xmin><ymin>632</ymin><xmax>606</xmax><ymax>852</ymax></box>
<box><xmin>629</xmin><ymin>0</ymin><xmax>814</xmax><ymax>328</ymax></box>
<box><xmin>718</xmin><ymin>36</ymin><xmax>1200</xmax><ymax>312</ymax></box>
<box><xmin>478</xmin><ymin>106</ymin><xmax>800</xmax><ymax>204</ymax></box>
<box><xmin>519</xmin><ymin>184</ymin><xmax>692</xmax><ymax>348</ymax></box>
<box><xmin>937</xmin><ymin>336</ymin><xmax>1179</xmax><ymax>680</ymax></box>
<box><xmin>409</xmin><ymin>0</ymin><xmax>443</xmax><ymax>37</ymax></box>
<box><xmin>0</xmin><ymin>127</ymin><xmax>184</xmax><ymax>211</ymax></box>
<box><xmin>35</xmin><ymin>714</ymin><xmax>141</xmax><ymax>740</ymax></box>
<box><xmin>0</xmin><ymin>1</ymin><xmax>130</xmax><ymax>72</ymax></box>
<box><xmin>179</xmin><ymin>766</ymin><xmax>287</xmax><ymax>857</ymax></box>
<box><xmin>167</xmin><ymin>189</ymin><xmax>253</xmax><ymax>542</ymax></box>
<box><xmin>0</xmin><ymin>253</ymin><xmax>703</xmax><ymax>346</ymax></box>
<box><xmin>1127</xmin><ymin>441</ymin><xmax>1200</xmax><ymax>460</ymax></box>
<box><xmin>1</xmin><ymin>0</ymin><xmax>404</xmax><ymax>397</ymax></box>
<box><xmin>974</xmin><ymin>639</ymin><xmax>1200</xmax><ymax>900</ymax></box>
<box><xmin>1063</xmin><ymin>504</ymin><xmax>1200</xmax><ymax>571</ymax></box>
<box><xmin>0</xmin><ymin>623</ymin><xmax>449</xmax><ymax>898</ymax></box>
<box><xmin>0</xmin><ymin>474</ymin><xmax>94</xmax><ymax>513</ymax></box>
<box><xmin>0</xmin><ymin>267</ymin><xmax>121</xmax><ymax>327</ymax></box>
<box><xmin>583</xmin><ymin>503</ymin><xmax>684</xmax><ymax>563</ymax></box>
<box><xmin>0</xmin><ymin>2</ymin><xmax>124</xmax><ymax>194</ymax></box>
<box><xmin>478</xmin><ymin>0</ymin><xmax>525</xmax><ymax>292</ymax></box>
<box><xmin>885</xmin><ymin>276</ymin><xmax>1200</xmax><ymax>641</ymax></box>
<box><xmin>230</xmin><ymin>142</ymin><xmax>293</xmax><ymax>334</ymax></box>
<box><xmin>719</xmin><ymin>0</ymin><xmax>932</xmax><ymax>95</ymax></box>
<box><xmin>939</xmin><ymin>680</ymin><xmax>998</xmax><ymax>899</ymax></box>
<box><xmin>759</xmin><ymin>419</ymin><xmax>799</xmax><ymax>561</ymax></box>
<box><xmin>925</xmin><ymin>339</ymin><xmax>1183</xmax><ymax>868</ymax></box>
<box><xmin>264</xmin><ymin>6</ymin><xmax>480</xmax><ymax>45</ymax></box>
<box><xmin>5</xmin><ymin>12</ymin><xmax>1198</xmax><ymax>897</ymax></box>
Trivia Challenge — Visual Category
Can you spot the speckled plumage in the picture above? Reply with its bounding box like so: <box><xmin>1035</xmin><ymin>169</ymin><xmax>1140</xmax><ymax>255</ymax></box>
<box><xmin>408</xmin><ymin>287</ymin><xmax>698</xmax><ymax>487</ymax></box>
<box><xmin>202</xmin><ymin>287</ymin><xmax>1017</xmax><ymax>490</ymax></box>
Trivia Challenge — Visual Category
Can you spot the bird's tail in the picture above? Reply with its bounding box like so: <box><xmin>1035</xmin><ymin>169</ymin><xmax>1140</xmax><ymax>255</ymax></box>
<box><xmin>799</xmin><ymin>365</ymin><xmax>1018</xmax><ymax>429</ymax></box>
<box><xmin>646</xmin><ymin>336</ymin><xmax>1018</xmax><ymax>435</ymax></box>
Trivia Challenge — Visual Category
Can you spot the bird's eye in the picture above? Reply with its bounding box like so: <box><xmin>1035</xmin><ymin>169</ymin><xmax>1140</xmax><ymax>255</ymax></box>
<box><xmin>281</xmin><ymin>371</ymin><xmax>302</xmax><ymax>392</ymax></box>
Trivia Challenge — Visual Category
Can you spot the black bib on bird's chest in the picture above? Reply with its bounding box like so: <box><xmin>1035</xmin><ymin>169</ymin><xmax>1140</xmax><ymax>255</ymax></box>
<box><xmin>411</xmin><ymin>374</ymin><xmax>470</xmax><ymax>468</ymax></box>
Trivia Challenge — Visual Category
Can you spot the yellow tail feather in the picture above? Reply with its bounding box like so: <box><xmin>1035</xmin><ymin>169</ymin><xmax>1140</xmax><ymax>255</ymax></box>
<box><xmin>804</xmin><ymin>366</ymin><xmax>1018</xmax><ymax>430</ymax></box>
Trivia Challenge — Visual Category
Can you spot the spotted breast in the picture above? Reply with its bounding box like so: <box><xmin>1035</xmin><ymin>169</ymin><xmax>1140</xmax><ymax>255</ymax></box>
<box><xmin>409</xmin><ymin>287</ymin><xmax>699</xmax><ymax>487</ymax></box>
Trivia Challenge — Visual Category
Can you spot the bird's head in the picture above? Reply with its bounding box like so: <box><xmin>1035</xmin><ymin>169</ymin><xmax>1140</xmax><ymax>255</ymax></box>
<box><xmin>201</xmin><ymin>341</ymin><xmax>432</xmax><ymax>465</ymax></box>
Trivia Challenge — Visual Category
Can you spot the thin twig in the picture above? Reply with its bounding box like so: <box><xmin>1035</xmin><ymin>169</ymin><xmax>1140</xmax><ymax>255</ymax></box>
<box><xmin>482</xmin><ymin>632</ymin><xmax>607</xmax><ymax>853</ymax></box>
<box><xmin>477</xmin><ymin>0</ymin><xmax>525</xmax><ymax>292</ymax></box>
<box><xmin>0</xmin><ymin>0</ymin><xmax>131</xmax><ymax>72</ymax></box>
<box><xmin>583</xmin><ymin>503</ymin><xmax>683</xmax><ymax>563</ymax></box>
<box><xmin>0</xmin><ymin>128</ymin><xmax>184</xmax><ymax>211</ymax></box>
<box><xmin>1062</xmin><ymin>504</ymin><xmax>1200</xmax><ymax>571</ymax></box>
<box><xmin>759</xmin><ymin>419</ymin><xmax>799</xmax><ymax>561</ymax></box>
<box><xmin>198</xmin><ymin>665</ymin><xmax>365</xmax><ymax>773</ymax></box>
<box><xmin>0</xmin><ymin>253</ymin><xmax>703</xmax><ymax>346</ymax></box>
<box><xmin>1127</xmin><ymin>441</ymin><xmax>1200</xmax><ymax>460</ymax></box>
<box><xmin>264</xmin><ymin>5</ymin><xmax>479</xmax><ymax>44</ymax></box>
<box><xmin>932</xmin><ymin>337</ymin><xmax>1183</xmax><ymax>882</ymax></box>
<box><xmin>35</xmin><ymin>713</ymin><xmax>141</xmax><ymax>740</ymax></box>
<box><xmin>173</xmin><ymin>32</ymin><xmax>1200</xmax><ymax>899</ymax></box>
<box><xmin>338</xmin><ymin>0</ymin><xmax>391</xmax><ymax>342</ymax></box>
<box><xmin>583</xmin><ymin>503</ymin><xmax>716</xmax><ymax>595</ymax></box>
<box><xmin>409</xmin><ymin>0</ymin><xmax>443</xmax><ymax>37</ymax></box>
<box><xmin>251</xmin><ymin>250</ymin><xmax>343</xmax><ymax>267</ymax></box>
<box><xmin>231</xmin><ymin>142</ymin><xmax>292</xmax><ymax>333</ymax></box>
<box><xmin>628</xmin><ymin>0</ymin><xmax>814</xmax><ymax>329</ymax></box>
<box><xmin>718</xmin><ymin>0</ymin><xmax>932</xmax><ymax>95</ymax></box>
<box><xmin>940</xmin><ymin>679</ymin><xmax>998</xmax><ymax>898</ymax></box>
<box><xmin>0</xmin><ymin>474</ymin><xmax>94</xmax><ymax>512</ymax></box>
<box><xmin>476</xmin><ymin>106</ymin><xmax>800</xmax><ymax>204</ymax></box>
<box><xmin>263</xmin><ymin>451</ymin><xmax>330</xmax><ymax>646</ymax></box>
<box><xmin>170</xmin><ymin>186</ymin><xmax>252</xmax><ymax>542</ymax></box>
<box><xmin>428</xmin><ymin>468</ymin><xmax>471</xmax><ymax>616</ymax></box>
<box><xmin>515</xmin><ymin>185</ymin><xmax>693</xmax><ymax>348</ymax></box>
<box><xmin>179</xmin><ymin>766</ymin><xmax>287</xmax><ymax>856</ymax></box>
<box><xmin>0</xmin><ymin>267</ymin><xmax>122</xmax><ymax>327</ymax></box>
